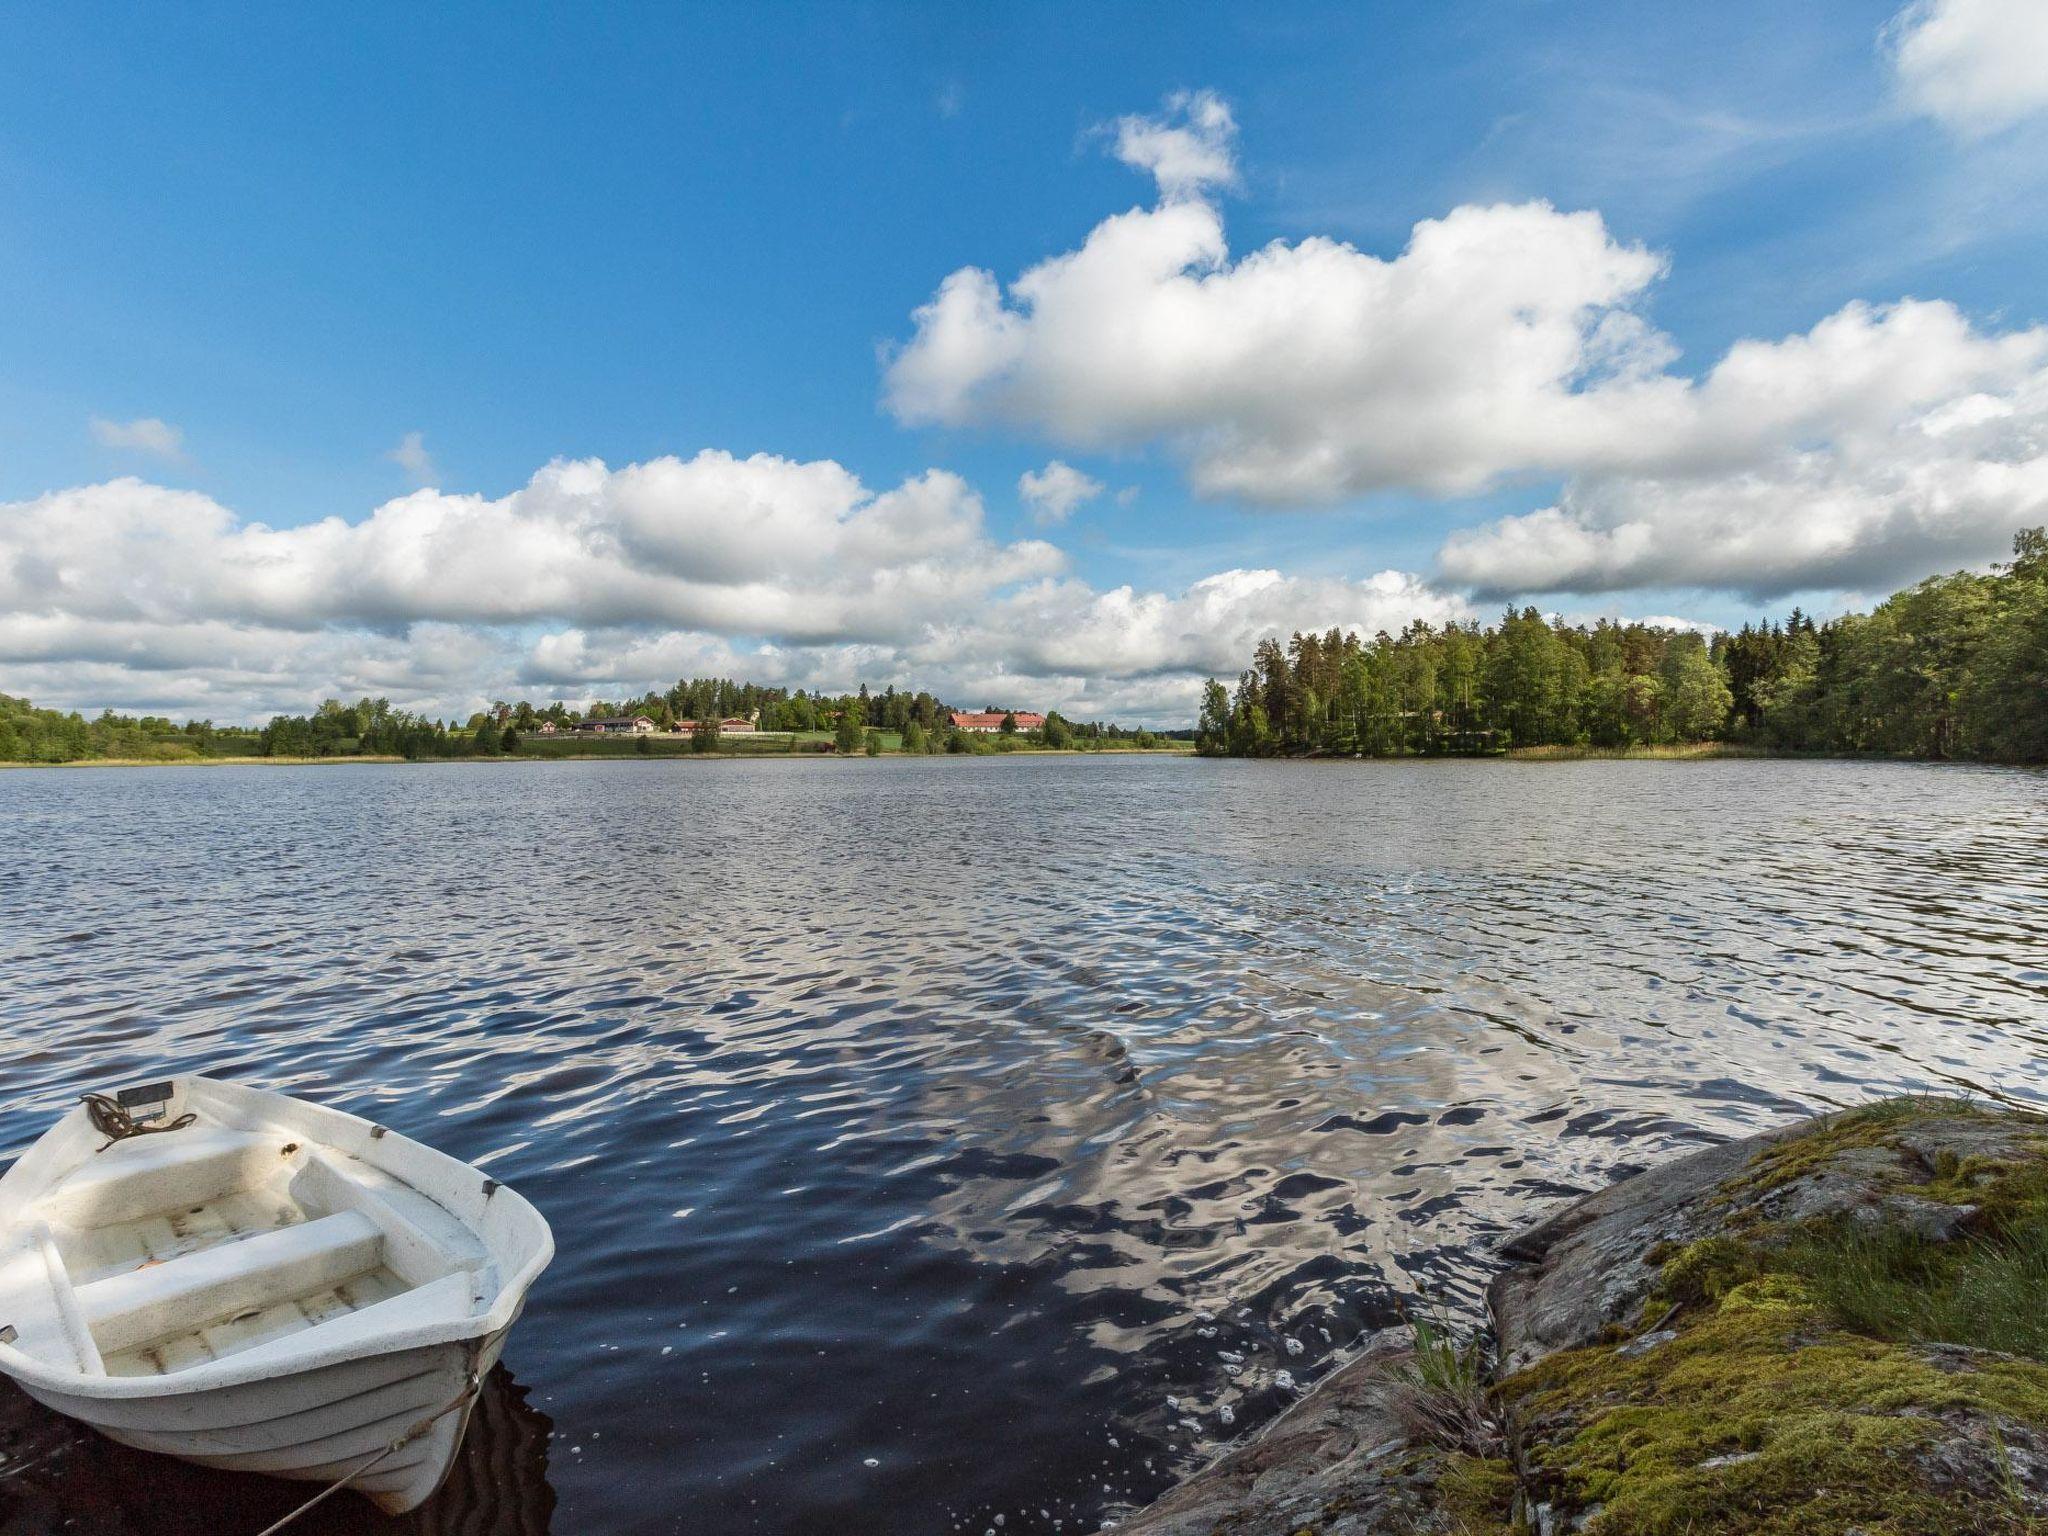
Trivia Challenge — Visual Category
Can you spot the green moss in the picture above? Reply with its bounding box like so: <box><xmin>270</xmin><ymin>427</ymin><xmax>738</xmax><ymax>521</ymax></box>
<box><xmin>1722</xmin><ymin>1100</ymin><xmax>2048</xmax><ymax>1213</ymax></box>
<box><xmin>1722</xmin><ymin>1099</ymin><xmax>1988</xmax><ymax>1203</ymax></box>
<box><xmin>1458</xmin><ymin>1105</ymin><xmax>2048</xmax><ymax>1532</ymax></box>
<box><xmin>1648</xmin><ymin>1236</ymin><xmax>1761</xmax><ymax>1312</ymax></box>
<box><xmin>1944</xmin><ymin>1150</ymin><xmax>2048</xmax><ymax>1227</ymax></box>
<box><xmin>1434</xmin><ymin>1454</ymin><xmax>1520</xmax><ymax>1534</ymax></box>
<box><xmin>1460</xmin><ymin>1103</ymin><xmax>2048</xmax><ymax>1536</ymax></box>
<box><xmin>1714</xmin><ymin>1272</ymin><xmax>1812</xmax><ymax>1316</ymax></box>
<box><xmin>1503</xmin><ymin>1283</ymin><xmax>2048</xmax><ymax>1534</ymax></box>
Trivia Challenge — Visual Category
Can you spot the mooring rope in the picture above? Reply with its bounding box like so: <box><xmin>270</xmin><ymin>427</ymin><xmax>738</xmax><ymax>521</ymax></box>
<box><xmin>251</xmin><ymin>1373</ymin><xmax>480</xmax><ymax>1536</ymax></box>
<box><xmin>79</xmin><ymin>1093</ymin><xmax>196</xmax><ymax>1149</ymax></box>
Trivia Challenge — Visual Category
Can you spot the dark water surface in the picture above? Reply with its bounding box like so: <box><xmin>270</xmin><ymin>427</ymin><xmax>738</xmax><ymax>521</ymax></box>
<box><xmin>2</xmin><ymin>756</ymin><xmax>2045</xmax><ymax>1534</ymax></box>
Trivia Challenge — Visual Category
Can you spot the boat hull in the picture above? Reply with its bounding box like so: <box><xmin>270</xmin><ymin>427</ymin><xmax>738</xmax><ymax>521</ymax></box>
<box><xmin>0</xmin><ymin>1077</ymin><xmax>551</xmax><ymax>1516</ymax></box>
<box><xmin>17</xmin><ymin>1313</ymin><xmax>512</xmax><ymax>1512</ymax></box>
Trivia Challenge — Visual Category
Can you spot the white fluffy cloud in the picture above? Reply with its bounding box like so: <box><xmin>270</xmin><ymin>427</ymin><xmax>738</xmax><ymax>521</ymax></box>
<box><xmin>948</xmin><ymin>567</ymin><xmax>1470</xmax><ymax>684</ymax></box>
<box><xmin>89</xmin><ymin>416</ymin><xmax>184</xmax><ymax>458</ymax></box>
<box><xmin>1110</xmin><ymin>88</ymin><xmax>1239</xmax><ymax>200</ymax></box>
<box><xmin>1441</xmin><ymin>300</ymin><xmax>2048</xmax><ymax>596</ymax></box>
<box><xmin>0</xmin><ymin>455</ymin><xmax>1468</xmax><ymax>725</ymax></box>
<box><xmin>1886</xmin><ymin>0</ymin><xmax>2048</xmax><ymax>134</ymax></box>
<box><xmin>886</xmin><ymin>186</ymin><xmax>1673</xmax><ymax>501</ymax></box>
<box><xmin>1017</xmin><ymin>460</ymin><xmax>1103</xmax><ymax>524</ymax></box>
<box><xmin>885</xmin><ymin>90</ymin><xmax>1676</xmax><ymax>499</ymax></box>
<box><xmin>0</xmin><ymin>454</ymin><xmax>1060</xmax><ymax>642</ymax></box>
<box><xmin>0</xmin><ymin>613</ymin><xmax>505</xmax><ymax>724</ymax></box>
<box><xmin>885</xmin><ymin>91</ymin><xmax>2048</xmax><ymax>598</ymax></box>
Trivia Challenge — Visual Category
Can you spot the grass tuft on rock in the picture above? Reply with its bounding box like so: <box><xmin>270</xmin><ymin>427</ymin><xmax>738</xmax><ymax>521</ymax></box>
<box><xmin>1378</xmin><ymin>1318</ymin><xmax>1504</xmax><ymax>1458</ymax></box>
<box><xmin>1785</xmin><ymin>1204</ymin><xmax>2048</xmax><ymax>1360</ymax></box>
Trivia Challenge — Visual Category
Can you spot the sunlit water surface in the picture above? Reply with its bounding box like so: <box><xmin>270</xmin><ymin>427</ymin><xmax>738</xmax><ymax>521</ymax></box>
<box><xmin>1</xmin><ymin>756</ymin><xmax>2044</xmax><ymax>1535</ymax></box>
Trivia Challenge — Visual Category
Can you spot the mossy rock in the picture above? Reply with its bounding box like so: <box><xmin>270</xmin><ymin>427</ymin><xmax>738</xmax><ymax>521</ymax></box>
<box><xmin>1494</xmin><ymin>1099</ymin><xmax>2048</xmax><ymax>1534</ymax></box>
<box><xmin>1122</xmin><ymin>1102</ymin><xmax>2048</xmax><ymax>1536</ymax></box>
<box><xmin>1432</xmin><ymin>1454</ymin><xmax>1518</xmax><ymax>1533</ymax></box>
<box><xmin>1503</xmin><ymin>1280</ymin><xmax>2048</xmax><ymax>1534</ymax></box>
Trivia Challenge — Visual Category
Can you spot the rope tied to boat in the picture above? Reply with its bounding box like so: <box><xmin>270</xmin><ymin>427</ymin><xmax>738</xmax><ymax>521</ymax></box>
<box><xmin>79</xmin><ymin>1093</ymin><xmax>195</xmax><ymax>1150</ymax></box>
<box><xmin>250</xmin><ymin>1366</ymin><xmax>482</xmax><ymax>1536</ymax></box>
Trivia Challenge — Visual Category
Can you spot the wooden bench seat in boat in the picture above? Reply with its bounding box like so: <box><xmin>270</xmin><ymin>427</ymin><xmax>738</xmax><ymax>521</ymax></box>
<box><xmin>76</xmin><ymin>1211</ymin><xmax>385</xmax><ymax>1357</ymax></box>
<box><xmin>27</xmin><ymin>1135</ymin><xmax>484</xmax><ymax>1375</ymax></box>
<box><xmin>37</xmin><ymin>1129</ymin><xmax>284</xmax><ymax>1229</ymax></box>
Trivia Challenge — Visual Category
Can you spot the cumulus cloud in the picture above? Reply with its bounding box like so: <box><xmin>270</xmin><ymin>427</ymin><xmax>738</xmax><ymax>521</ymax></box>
<box><xmin>89</xmin><ymin>416</ymin><xmax>184</xmax><ymax>459</ymax></box>
<box><xmin>0</xmin><ymin>613</ymin><xmax>504</xmax><ymax>725</ymax></box>
<box><xmin>886</xmin><ymin>113</ymin><xmax>1675</xmax><ymax>498</ymax></box>
<box><xmin>1017</xmin><ymin>460</ymin><xmax>1104</xmax><ymax>524</ymax></box>
<box><xmin>0</xmin><ymin>456</ymin><xmax>1466</xmax><ymax>725</ymax></box>
<box><xmin>955</xmin><ymin>567</ymin><xmax>1471</xmax><ymax>684</ymax></box>
<box><xmin>386</xmin><ymin>430</ymin><xmax>438</xmax><ymax>486</ymax></box>
<box><xmin>1110</xmin><ymin>89</ymin><xmax>1239</xmax><ymax>200</ymax></box>
<box><xmin>0</xmin><ymin>454</ymin><xmax>1058</xmax><ymax>643</ymax></box>
<box><xmin>886</xmin><ymin>90</ymin><xmax>2048</xmax><ymax>597</ymax></box>
<box><xmin>1886</xmin><ymin>0</ymin><xmax>2048</xmax><ymax>134</ymax></box>
<box><xmin>1440</xmin><ymin>300</ymin><xmax>2048</xmax><ymax>597</ymax></box>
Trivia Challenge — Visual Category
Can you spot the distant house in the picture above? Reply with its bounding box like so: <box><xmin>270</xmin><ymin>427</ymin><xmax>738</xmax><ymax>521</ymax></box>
<box><xmin>573</xmin><ymin>715</ymin><xmax>657</xmax><ymax>735</ymax></box>
<box><xmin>949</xmin><ymin>710</ymin><xmax>1046</xmax><ymax>734</ymax></box>
<box><xmin>537</xmin><ymin>720</ymin><xmax>560</xmax><ymax>735</ymax></box>
<box><xmin>671</xmin><ymin>717</ymin><xmax>757</xmax><ymax>734</ymax></box>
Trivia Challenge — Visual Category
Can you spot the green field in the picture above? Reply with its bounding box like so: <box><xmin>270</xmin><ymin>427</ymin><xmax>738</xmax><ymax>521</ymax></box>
<box><xmin>6</xmin><ymin>724</ymin><xmax>1190</xmax><ymax>766</ymax></box>
<box><xmin>510</xmin><ymin>730</ymin><xmax>849</xmax><ymax>758</ymax></box>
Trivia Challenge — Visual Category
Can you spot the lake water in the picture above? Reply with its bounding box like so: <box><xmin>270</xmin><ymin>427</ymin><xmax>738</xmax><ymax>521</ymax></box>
<box><xmin>1</xmin><ymin>756</ymin><xmax>2044</xmax><ymax>1535</ymax></box>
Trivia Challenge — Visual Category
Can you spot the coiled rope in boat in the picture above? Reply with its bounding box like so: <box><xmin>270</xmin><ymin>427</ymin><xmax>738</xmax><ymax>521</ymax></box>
<box><xmin>79</xmin><ymin>1093</ymin><xmax>195</xmax><ymax>1149</ymax></box>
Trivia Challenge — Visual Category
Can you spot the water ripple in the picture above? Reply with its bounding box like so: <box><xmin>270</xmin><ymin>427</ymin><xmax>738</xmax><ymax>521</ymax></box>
<box><xmin>0</xmin><ymin>755</ymin><xmax>2044</xmax><ymax>1535</ymax></box>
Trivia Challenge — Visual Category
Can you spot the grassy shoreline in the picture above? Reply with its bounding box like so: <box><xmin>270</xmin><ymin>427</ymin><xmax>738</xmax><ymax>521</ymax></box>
<box><xmin>0</xmin><ymin>746</ymin><xmax>1194</xmax><ymax>769</ymax></box>
<box><xmin>1238</xmin><ymin>742</ymin><xmax>2021</xmax><ymax>764</ymax></box>
<box><xmin>0</xmin><ymin>754</ymin><xmax>408</xmax><ymax>770</ymax></box>
<box><xmin>11</xmin><ymin>743</ymin><xmax>2038</xmax><ymax>770</ymax></box>
<box><xmin>1505</xmin><ymin>741</ymin><xmax>1771</xmax><ymax>761</ymax></box>
<box><xmin>6</xmin><ymin>742</ymin><xmax>2031</xmax><ymax>769</ymax></box>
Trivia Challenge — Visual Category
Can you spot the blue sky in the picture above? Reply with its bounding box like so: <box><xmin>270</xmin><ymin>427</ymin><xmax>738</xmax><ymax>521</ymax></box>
<box><xmin>3</xmin><ymin>1</ymin><xmax>2046</xmax><ymax>722</ymax></box>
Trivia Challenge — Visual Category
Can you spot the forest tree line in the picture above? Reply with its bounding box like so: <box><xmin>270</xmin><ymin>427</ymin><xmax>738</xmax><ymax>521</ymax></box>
<box><xmin>0</xmin><ymin>678</ymin><xmax>1171</xmax><ymax>763</ymax></box>
<box><xmin>1196</xmin><ymin>529</ymin><xmax>2048</xmax><ymax>763</ymax></box>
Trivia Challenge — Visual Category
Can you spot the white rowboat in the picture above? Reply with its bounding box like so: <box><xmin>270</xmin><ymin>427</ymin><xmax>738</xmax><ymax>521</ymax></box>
<box><xmin>0</xmin><ymin>1075</ymin><xmax>552</xmax><ymax>1514</ymax></box>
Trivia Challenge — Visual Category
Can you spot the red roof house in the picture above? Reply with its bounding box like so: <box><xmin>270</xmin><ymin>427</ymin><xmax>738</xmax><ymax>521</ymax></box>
<box><xmin>949</xmin><ymin>710</ymin><xmax>1046</xmax><ymax>733</ymax></box>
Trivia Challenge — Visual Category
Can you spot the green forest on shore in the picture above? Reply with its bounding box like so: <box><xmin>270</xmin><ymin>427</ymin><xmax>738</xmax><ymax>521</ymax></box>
<box><xmin>0</xmin><ymin>678</ymin><xmax>1176</xmax><ymax>765</ymax></box>
<box><xmin>1196</xmin><ymin>528</ymin><xmax>2048</xmax><ymax>764</ymax></box>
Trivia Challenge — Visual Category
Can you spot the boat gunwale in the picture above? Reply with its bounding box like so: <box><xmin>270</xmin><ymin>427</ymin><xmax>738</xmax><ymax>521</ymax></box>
<box><xmin>0</xmin><ymin>1076</ymin><xmax>551</xmax><ymax>1401</ymax></box>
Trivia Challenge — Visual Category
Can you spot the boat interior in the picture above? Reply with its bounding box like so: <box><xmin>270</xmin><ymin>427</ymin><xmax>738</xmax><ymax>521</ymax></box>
<box><xmin>0</xmin><ymin>1100</ymin><xmax>496</xmax><ymax>1380</ymax></box>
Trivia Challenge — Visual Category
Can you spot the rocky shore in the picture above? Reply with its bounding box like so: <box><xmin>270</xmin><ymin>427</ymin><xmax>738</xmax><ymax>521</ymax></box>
<box><xmin>1116</xmin><ymin>1097</ymin><xmax>2048</xmax><ymax>1536</ymax></box>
